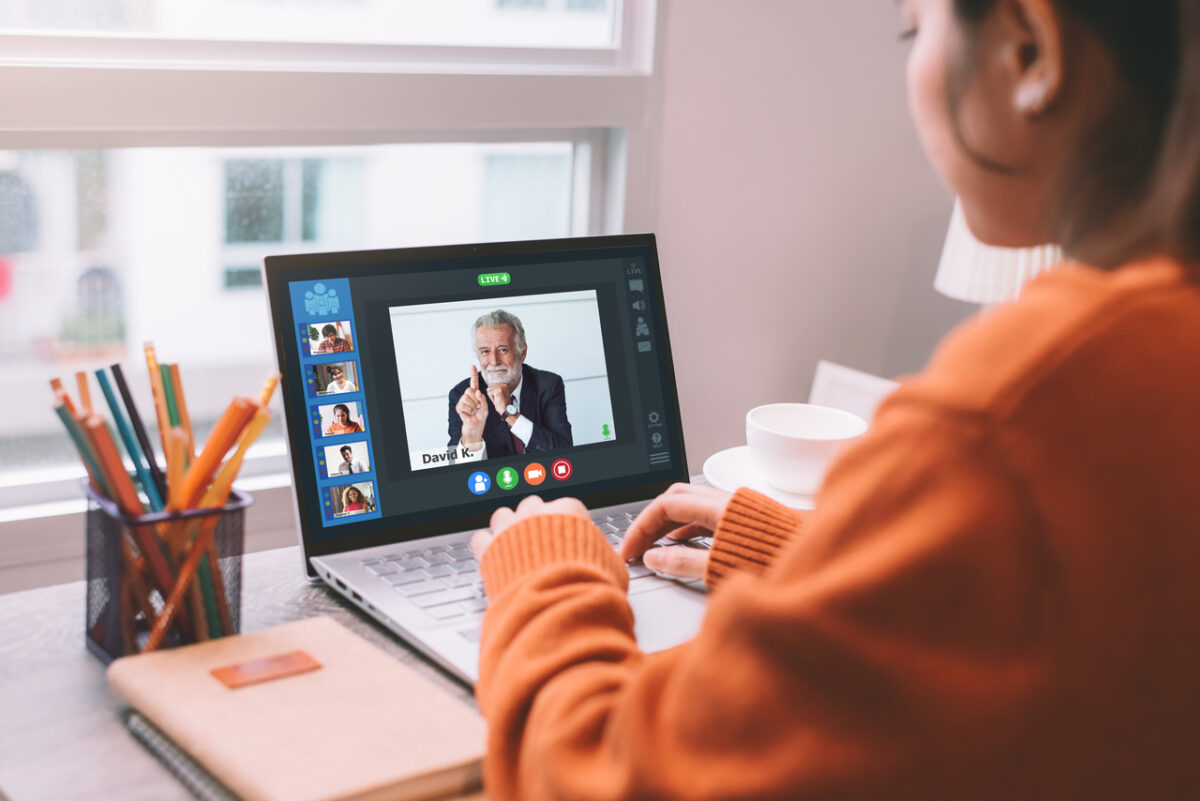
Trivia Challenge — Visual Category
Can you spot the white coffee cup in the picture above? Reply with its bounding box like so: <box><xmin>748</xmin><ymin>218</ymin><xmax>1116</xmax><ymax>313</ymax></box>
<box><xmin>746</xmin><ymin>403</ymin><xmax>868</xmax><ymax>496</ymax></box>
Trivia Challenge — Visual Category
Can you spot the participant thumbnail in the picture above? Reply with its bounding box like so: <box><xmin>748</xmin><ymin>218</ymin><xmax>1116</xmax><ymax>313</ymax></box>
<box><xmin>316</xmin><ymin>401</ymin><xmax>365</xmax><ymax>437</ymax></box>
<box><xmin>302</xmin><ymin>321</ymin><xmax>354</xmax><ymax>356</ymax></box>
<box><xmin>329</xmin><ymin>482</ymin><xmax>376</xmax><ymax>518</ymax></box>
<box><xmin>390</xmin><ymin>289</ymin><xmax>617</xmax><ymax>472</ymax></box>
<box><xmin>323</xmin><ymin>441</ymin><xmax>370</xmax><ymax>477</ymax></box>
<box><xmin>313</xmin><ymin>362</ymin><xmax>359</xmax><ymax>396</ymax></box>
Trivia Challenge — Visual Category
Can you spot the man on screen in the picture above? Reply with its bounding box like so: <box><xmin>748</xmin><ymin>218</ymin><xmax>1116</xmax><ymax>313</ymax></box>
<box><xmin>335</xmin><ymin>445</ymin><xmax>367</xmax><ymax>475</ymax></box>
<box><xmin>448</xmin><ymin>310</ymin><xmax>572</xmax><ymax>459</ymax></box>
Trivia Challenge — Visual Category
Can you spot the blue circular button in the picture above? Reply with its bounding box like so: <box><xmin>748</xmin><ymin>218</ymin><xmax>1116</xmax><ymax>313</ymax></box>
<box><xmin>468</xmin><ymin>472</ymin><xmax>491</xmax><ymax>495</ymax></box>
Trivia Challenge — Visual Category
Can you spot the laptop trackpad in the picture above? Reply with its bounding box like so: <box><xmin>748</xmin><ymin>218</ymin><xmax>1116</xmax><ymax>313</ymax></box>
<box><xmin>631</xmin><ymin>586</ymin><xmax>706</xmax><ymax>653</ymax></box>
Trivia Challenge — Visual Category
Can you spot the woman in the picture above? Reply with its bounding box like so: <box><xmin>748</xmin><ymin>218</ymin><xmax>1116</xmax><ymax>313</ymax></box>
<box><xmin>341</xmin><ymin>485</ymin><xmax>367</xmax><ymax>514</ymax></box>
<box><xmin>471</xmin><ymin>1</ymin><xmax>1200</xmax><ymax>799</ymax></box>
<box><xmin>324</xmin><ymin>403</ymin><xmax>362</xmax><ymax>435</ymax></box>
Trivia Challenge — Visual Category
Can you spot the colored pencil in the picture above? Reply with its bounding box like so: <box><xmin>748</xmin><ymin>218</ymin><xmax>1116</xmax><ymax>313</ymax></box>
<box><xmin>259</xmin><ymin>372</ymin><xmax>281</xmax><ymax>408</ymax></box>
<box><xmin>50</xmin><ymin>377</ymin><xmax>78</xmax><ymax>416</ymax></box>
<box><xmin>75</xmin><ymin>371</ymin><xmax>93</xmax><ymax>416</ymax></box>
<box><xmin>54</xmin><ymin>403</ymin><xmax>110</xmax><ymax>497</ymax></box>
<box><xmin>95</xmin><ymin>368</ymin><xmax>164</xmax><ymax>513</ymax></box>
<box><xmin>177</xmin><ymin>397</ymin><xmax>256</xmax><ymax>511</ymax></box>
<box><xmin>160</xmin><ymin>364</ymin><xmax>180</xmax><ymax>428</ymax></box>
<box><xmin>111</xmin><ymin>363</ymin><xmax>168</xmax><ymax>501</ymax></box>
<box><xmin>144</xmin><ymin>342</ymin><xmax>172</xmax><ymax>457</ymax></box>
<box><xmin>169</xmin><ymin>364</ymin><xmax>196</xmax><ymax>460</ymax></box>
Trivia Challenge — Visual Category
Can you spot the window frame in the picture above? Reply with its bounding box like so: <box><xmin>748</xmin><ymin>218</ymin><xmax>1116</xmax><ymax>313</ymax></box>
<box><xmin>0</xmin><ymin>0</ymin><xmax>665</xmax><ymax>572</ymax></box>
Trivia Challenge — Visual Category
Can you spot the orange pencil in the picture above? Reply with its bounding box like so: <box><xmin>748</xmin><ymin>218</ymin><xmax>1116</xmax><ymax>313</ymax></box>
<box><xmin>168</xmin><ymin>364</ymin><xmax>195</xmax><ymax>461</ymax></box>
<box><xmin>50</xmin><ymin>377</ymin><xmax>78</xmax><ymax>416</ymax></box>
<box><xmin>165</xmin><ymin>427</ymin><xmax>187</xmax><ymax>515</ymax></box>
<box><xmin>177</xmin><ymin>397</ymin><xmax>256</xmax><ymax>510</ymax></box>
<box><xmin>259</xmin><ymin>372</ymin><xmax>282</xmax><ymax>408</ymax></box>
<box><xmin>144</xmin><ymin>342</ymin><xmax>172</xmax><ymax>457</ymax></box>
<box><xmin>75</xmin><ymin>371</ymin><xmax>93</xmax><ymax>416</ymax></box>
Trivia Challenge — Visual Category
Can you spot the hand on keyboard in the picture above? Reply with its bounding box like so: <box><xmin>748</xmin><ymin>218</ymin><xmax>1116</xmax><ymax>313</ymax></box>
<box><xmin>619</xmin><ymin>483</ymin><xmax>732</xmax><ymax>580</ymax></box>
<box><xmin>471</xmin><ymin>495</ymin><xmax>592</xmax><ymax>560</ymax></box>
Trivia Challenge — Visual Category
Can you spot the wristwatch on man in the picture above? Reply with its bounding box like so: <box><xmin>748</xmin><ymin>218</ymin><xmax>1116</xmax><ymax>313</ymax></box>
<box><xmin>505</xmin><ymin>403</ymin><xmax>518</xmax><ymax>416</ymax></box>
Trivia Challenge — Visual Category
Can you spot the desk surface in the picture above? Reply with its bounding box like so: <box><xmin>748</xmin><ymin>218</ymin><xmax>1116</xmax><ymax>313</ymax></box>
<box><xmin>0</xmin><ymin>545</ymin><xmax>486</xmax><ymax>801</ymax></box>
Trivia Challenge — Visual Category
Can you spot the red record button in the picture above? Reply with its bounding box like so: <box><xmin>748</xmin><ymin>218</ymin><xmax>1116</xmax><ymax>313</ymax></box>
<box><xmin>551</xmin><ymin>458</ymin><xmax>573</xmax><ymax>481</ymax></box>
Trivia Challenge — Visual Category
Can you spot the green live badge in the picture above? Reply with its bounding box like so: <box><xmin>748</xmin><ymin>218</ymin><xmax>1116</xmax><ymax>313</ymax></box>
<box><xmin>496</xmin><ymin>466</ymin><xmax>520</xmax><ymax>490</ymax></box>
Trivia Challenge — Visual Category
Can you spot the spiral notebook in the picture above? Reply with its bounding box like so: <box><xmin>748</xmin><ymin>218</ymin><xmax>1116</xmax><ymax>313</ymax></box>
<box><xmin>107</xmin><ymin>616</ymin><xmax>486</xmax><ymax>801</ymax></box>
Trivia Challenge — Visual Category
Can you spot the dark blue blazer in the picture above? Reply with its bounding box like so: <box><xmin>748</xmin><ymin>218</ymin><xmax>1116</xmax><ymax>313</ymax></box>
<box><xmin>447</xmin><ymin>364</ymin><xmax>573</xmax><ymax>457</ymax></box>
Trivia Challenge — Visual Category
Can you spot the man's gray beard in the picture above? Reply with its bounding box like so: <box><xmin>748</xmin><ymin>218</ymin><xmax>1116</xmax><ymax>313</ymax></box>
<box><xmin>484</xmin><ymin>365</ymin><xmax>519</xmax><ymax>386</ymax></box>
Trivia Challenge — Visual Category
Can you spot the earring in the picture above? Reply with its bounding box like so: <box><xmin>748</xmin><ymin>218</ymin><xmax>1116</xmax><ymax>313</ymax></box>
<box><xmin>1017</xmin><ymin>82</ymin><xmax>1048</xmax><ymax>114</ymax></box>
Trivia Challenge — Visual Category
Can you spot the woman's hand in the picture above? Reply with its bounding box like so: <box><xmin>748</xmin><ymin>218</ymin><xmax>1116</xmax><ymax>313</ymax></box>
<box><xmin>619</xmin><ymin>483</ymin><xmax>732</xmax><ymax>580</ymax></box>
<box><xmin>470</xmin><ymin>495</ymin><xmax>591</xmax><ymax>560</ymax></box>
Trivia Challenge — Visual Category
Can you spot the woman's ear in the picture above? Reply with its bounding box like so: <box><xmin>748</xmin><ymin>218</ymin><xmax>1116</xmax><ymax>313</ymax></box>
<box><xmin>1000</xmin><ymin>0</ymin><xmax>1065</xmax><ymax>116</ymax></box>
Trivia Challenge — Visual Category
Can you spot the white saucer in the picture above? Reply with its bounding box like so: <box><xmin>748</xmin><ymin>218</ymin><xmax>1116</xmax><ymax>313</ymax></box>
<box><xmin>702</xmin><ymin>445</ymin><xmax>816</xmax><ymax>510</ymax></box>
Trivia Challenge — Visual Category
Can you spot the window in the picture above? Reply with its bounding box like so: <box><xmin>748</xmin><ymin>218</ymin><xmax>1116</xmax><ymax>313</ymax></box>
<box><xmin>0</xmin><ymin>0</ymin><xmax>621</xmax><ymax>49</ymax></box>
<box><xmin>0</xmin><ymin>0</ymin><xmax>659</xmax><ymax>536</ymax></box>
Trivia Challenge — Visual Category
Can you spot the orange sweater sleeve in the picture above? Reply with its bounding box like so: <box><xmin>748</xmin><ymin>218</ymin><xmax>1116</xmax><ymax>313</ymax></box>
<box><xmin>704</xmin><ymin>487</ymin><xmax>807</xmax><ymax>588</ymax></box>
<box><xmin>474</xmin><ymin>399</ymin><xmax>1053</xmax><ymax>801</ymax></box>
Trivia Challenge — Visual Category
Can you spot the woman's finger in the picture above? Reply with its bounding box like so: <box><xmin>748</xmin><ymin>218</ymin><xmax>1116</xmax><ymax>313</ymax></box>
<box><xmin>642</xmin><ymin>545</ymin><xmax>708</xmax><ymax>580</ymax></box>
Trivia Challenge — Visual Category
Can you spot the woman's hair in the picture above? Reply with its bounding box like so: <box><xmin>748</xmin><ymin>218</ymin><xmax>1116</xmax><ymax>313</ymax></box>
<box><xmin>953</xmin><ymin>0</ymin><xmax>1200</xmax><ymax>263</ymax></box>
<box><xmin>333</xmin><ymin>403</ymin><xmax>350</xmax><ymax>417</ymax></box>
<box><xmin>342</xmin><ymin>485</ymin><xmax>362</xmax><ymax>506</ymax></box>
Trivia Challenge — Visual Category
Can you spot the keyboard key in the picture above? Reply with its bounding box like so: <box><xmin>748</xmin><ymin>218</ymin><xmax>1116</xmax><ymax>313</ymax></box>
<box><xmin>458</xmin><ymin>626</ymin><xmax>482</xmax><ymax>642</ymax></box>
<box><xmin>412</xmin><ymin>587</ymin><xmax>476</xmax><ymax>608</ymax></box>
<box><xmin>421</xmin><ymin>553</ymin><xmax>451</xmax><ymax>566</ymax></box>
<box><xmin>443</xmin><ymin>574</ymin><xmax>475</xmax><ymax>589</ymax></box>
<box><xmin>396</xmin><ymin>579</ymin><xmax>446</xmax><ymax>597</ymax></box>
<box><xmin>451</xmin><ymin>561</ymin><xmax>479</xmax><ymax>574</ymax></box>
<box><xmin>425</xmin><ymin>604</ymin><xmax>467</xmax><ymax>621</ymax></box>
<box><xmin>383</xmin><ymin>571</ymin><xmax>427</xmax><ymax>586</ymax></box>
<box><xmin>627</xmin><ymin>564</ymin><xmax>655</xmax><ymax>580</ymax></box>
<box><xmin>423</xmin><ymin>565</ymin><xmax>453</xmax><ymax>578</ymax></box>
<box><xmin>365</xmin><ymin>564</ymin><xmax>397</xmax><ymax>576</ymax></box>
<box><xmin>462</xmin><ymin>597</ymin><xmax>488</xmax><ymax>613</ymax></box>
<box><xmin>427</xmin><ymin>546</ymin><xmax>449</xmax><ymax>553</ymax></box>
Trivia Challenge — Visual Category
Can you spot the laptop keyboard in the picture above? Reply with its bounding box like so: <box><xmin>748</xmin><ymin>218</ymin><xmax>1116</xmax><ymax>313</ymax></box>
<box><xmin>358</xmin><ymin>511</ymin><xmax>669</xmax><ymax>624</ymax></box>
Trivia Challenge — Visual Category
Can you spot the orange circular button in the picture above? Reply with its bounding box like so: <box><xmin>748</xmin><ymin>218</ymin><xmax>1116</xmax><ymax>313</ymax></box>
<box><xmin>523</xmin><ymin>462</ymin><xmax>547</xmax><ymax>486</ymax></box>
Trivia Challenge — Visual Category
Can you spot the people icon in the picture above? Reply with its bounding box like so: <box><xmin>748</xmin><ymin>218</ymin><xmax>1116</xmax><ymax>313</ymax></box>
<box><xmin>468</xmin><ymin>471</ymin><xmax>491</xmax><ymax>495</ymax></box>
<box><xmin>305</xmin><ymin>290</ymin><xmax>316</xmax><ymax>314</ymax></box>
<box><xmin>635</xmin><ymin>316</ymin><xmax>650</xmax><ymax>336</ymax></box>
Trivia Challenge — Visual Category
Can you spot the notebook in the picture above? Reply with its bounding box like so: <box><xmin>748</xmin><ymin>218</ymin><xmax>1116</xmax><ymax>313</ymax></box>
<box><xmin>263</xmin><ymin>234</ymin><xmax>708</xmax><ymax>684</ymax></box>
<box><xmin>107</xmin><ymin>616</ymin><xmax>485</xmax><ymax>801</ymax></box>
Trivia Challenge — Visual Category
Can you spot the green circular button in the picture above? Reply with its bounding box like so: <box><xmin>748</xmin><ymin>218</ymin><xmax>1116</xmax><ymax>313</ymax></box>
<box><xmin>496</xmin><ymin>466</ymin><xmax>520</xmax><ymax>491</ymax></box>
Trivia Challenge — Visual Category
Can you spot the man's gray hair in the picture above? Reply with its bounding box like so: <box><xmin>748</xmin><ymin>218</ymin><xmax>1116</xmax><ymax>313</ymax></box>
<box><xmin>472</xmin><ymin>309</ymin><xmax>527</xmax><ymax>355</ymax></box>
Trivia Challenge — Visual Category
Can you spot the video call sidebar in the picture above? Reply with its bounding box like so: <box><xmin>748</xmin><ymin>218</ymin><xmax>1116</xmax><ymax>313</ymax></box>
<box><xmin>288</xmin><ymin>278</ymin><xmax>383</xmax><ymax>527</ymax></box>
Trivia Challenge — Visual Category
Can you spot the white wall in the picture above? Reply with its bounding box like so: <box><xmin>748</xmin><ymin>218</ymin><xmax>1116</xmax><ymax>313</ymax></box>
<box><xmin>652</xmin><ymin>0</ymin><xmax>976</xmax><ymax>473</ymax></box>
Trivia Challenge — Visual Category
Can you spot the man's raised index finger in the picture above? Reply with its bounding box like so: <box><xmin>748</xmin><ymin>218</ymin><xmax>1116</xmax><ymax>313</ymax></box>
<box><xmin>470</xmin><ymin>365</ymin><xmax>479</xmax><ymax>390</ymax></box>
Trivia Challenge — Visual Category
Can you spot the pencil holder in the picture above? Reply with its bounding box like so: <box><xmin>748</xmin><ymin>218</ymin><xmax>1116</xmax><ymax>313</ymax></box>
<box><xmin>84</xmin><ymin>482</ymin><xmax>252</xmax><ymax>665</ymax></box>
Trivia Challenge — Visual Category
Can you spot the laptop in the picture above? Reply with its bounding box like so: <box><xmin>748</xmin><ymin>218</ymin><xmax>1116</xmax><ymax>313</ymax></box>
<box><xmin>263</xmin><ymin>233</ymin><xmax>706</xmax><ymax>684</ymax></box>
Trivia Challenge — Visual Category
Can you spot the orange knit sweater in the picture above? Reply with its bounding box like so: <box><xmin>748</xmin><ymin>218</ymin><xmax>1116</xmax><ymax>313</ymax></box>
<box><xmin>477</xmin><ymin>258</ymin><xmax>1200</xmax><ymax>801</ymax></box>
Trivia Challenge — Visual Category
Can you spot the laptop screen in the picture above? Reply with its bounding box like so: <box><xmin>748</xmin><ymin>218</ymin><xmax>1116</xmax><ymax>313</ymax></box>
<box><xmin>264</xmin><ymin>234</ymin><xmax>688</xmax><ymax>570</ymax></box>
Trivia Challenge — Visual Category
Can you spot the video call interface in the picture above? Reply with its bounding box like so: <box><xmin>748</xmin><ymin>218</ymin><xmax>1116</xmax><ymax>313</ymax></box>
<box><xmin>285</xmin><ymin>247</ymin><xmax>679</xmax><ymax>542</ymax></box>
